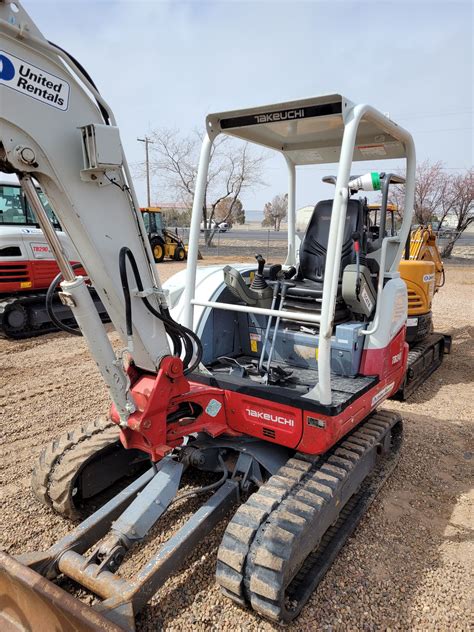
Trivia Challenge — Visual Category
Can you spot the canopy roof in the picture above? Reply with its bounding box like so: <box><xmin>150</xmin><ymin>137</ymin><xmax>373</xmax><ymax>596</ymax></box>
<box><xmin>206</xmin><ymin>94</ymin><xmax>407</xmax><ymax>166</ymax></box>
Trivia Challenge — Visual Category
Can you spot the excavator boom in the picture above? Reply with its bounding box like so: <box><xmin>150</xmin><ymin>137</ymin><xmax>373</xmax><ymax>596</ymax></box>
<box><xmin>1</xmin><ymin>0</ymin><xmax>173</xmax><ymax>420</ymax></box>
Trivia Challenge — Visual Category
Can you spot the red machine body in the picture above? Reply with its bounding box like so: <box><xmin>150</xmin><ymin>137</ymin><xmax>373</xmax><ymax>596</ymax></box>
<box><xmin>111</xmin><ymin>327</ymin><xmax>408</xmax><ymax>461</ymax></box>
<box><xmin>0</xmin><ymin>258</ymin><xmax>82</xmax><ymax>294</ymax></box>
<box><xmin>0</xmin><ymin>182</ymin><xmax>83</xmax><ymax>294</ymax></box>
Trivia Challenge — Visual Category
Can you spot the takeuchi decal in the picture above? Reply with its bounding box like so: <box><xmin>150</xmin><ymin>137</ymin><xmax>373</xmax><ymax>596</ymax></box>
<box><xmin>246</xmin><ymin>408</ymin><xmax>295</xmax><ymax>427</ymax></box>
<box><xmin>254</xmin><ymin>109</ymin><xmax>305</xmax><ymax>123</ymax></box>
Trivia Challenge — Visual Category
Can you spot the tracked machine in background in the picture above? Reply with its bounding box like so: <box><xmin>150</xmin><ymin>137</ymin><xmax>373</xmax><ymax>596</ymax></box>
<box><xmin>0</xmin><ymin>179</ymin><xmax>108</xmax><ymax>338</ymax></box>
<box><xmin>1</xmin><ymin>3</ymin><xmax>418</xmax><ymax>630</ymax></box>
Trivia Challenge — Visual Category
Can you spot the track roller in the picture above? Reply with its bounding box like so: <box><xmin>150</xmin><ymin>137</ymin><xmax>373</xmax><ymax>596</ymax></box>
<box><xmin>217</xmin><ymin>410</ymin><xmax>403</xmax><ymax>622</ymax></box>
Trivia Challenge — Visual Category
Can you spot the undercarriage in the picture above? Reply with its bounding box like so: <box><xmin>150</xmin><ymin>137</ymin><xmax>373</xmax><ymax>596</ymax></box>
<box><xmin>0</xmin><ymin>288</ymin><xmax>108</xmax><ymax>339</ymax></box>
<box><xmin>394</xmin><ymin>332</ymin><xmax>451</xmax><ymax>400</ymax></box>
<box><xmin>2</xmin><ymin>409</ymin><xmax>402</xmax><ymax>630</ymax></box>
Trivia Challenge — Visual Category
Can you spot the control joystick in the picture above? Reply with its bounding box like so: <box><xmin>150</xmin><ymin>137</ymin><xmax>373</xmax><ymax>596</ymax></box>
<box><xmin>250</xmin><ymin>254</ymin><xmax>268</xmax><ymax>291</ymax></box>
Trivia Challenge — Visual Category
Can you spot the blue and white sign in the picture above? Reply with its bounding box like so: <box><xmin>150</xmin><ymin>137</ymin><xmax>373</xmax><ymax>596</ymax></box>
<box><xmin>0</xmin><ymin>50</ymin><xmax>70</xmax><ymax>111</ymax></box>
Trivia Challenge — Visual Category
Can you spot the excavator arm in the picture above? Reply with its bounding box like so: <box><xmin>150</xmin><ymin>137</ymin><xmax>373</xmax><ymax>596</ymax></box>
<box><xmin>0</xmin><ymin>0</ymin><xmax>200</xmax><ymax>422</ymax></box>
<box><xmin>408</xmin><ymin>225</ymin><xmax>445</xmax><ymax>290</ymax></box>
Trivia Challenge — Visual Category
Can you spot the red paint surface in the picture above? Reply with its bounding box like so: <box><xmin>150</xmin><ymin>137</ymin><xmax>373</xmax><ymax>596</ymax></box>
<box><xmin>359</xmin><ymin>326</ymin><xmax>408</xmax><ymax>379</ymax></box>
<box><xmin>0</xmin><ymin>259</ymin><xmax>83</xmax><ymax>293</ymax></box>
<box><xmin>225</xmin><ymin>391</ymin><xmax>303</xmax><ymax>449</ymax></box>
<box><xmin>110</xmin><ymin>334</ymin><xmax>407</xmax><ymax>461</ymax></box>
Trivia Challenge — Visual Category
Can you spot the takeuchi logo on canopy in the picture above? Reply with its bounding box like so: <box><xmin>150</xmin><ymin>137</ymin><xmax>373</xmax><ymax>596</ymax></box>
<box><xmin>0</xmin><ymin>53</ymin><xmax>15</xmax><ymax>81</ymax></box>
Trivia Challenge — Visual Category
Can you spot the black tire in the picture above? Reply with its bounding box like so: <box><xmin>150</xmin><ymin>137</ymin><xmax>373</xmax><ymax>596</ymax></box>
<box><xmin>31</xmin><ymin>418</ymin><xmax>146</xmax><ymax>520</ymax></box>
<box><xmin>174</xmin><ymin>246</ymin><xmax>186</xmax><ymax>261</ymax></box>
<box><xmin>150</xmin><ymin>237</ymin><xmax>165</xmax><ymax>263</ymax></box>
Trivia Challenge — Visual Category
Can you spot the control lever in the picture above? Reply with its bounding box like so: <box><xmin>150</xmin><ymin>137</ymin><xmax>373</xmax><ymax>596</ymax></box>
<box><xmin>258</xmin><ymin>280</ymin><xmax>280</xmax><ymax>374</ymax></box>
<box><xmin>265</xmin><ymin>281</ymin><xmax>294</xmax><ymax>375</ymax></box>
<box><xmin>250</xmin><ymin>254</ymin><xmax>268</xmax><ymax>291</ymax></box>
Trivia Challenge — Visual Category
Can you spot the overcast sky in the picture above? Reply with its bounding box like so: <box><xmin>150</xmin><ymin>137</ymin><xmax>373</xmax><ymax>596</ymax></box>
<box><xmin>22</xmin><ymin>1</ymin><xmax>474</xmax><ymax>210</ymax></box>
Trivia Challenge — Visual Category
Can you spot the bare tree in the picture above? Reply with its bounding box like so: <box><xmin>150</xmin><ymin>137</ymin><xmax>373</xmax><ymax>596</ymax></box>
<box><xmin>389</xmin><ymin>160</ymin><xmax>450</xmax><ymax>225</ymax></box>
<box><xmin>389</xmin><ymin>160</ymin><xmax>473</xmax><ymax>258</ymax></box>
<box><xmin>440</xmin><ymin>169</ymin><xmax>474</xmax><ymax>257</ymax></box>
<box><xmin>262</xmin><ymin>193</ymin><xmax>288</xmax><ymax>231</ymax></box>
<box><xmin>144</xmin><ymin>129</ymin><xmax>266</xmax><ymax>246</ymax></box>
<box><xmin>215</xmin><ymin>197</ymin><xmax>245</xmax><ymax>226</ymax></box>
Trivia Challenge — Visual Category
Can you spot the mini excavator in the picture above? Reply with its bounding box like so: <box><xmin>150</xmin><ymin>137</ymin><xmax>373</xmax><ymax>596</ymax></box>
<box><xmin>397</xmin><ymin>223</ymin><xmax>451</xmax><ymax>397</ymax></box>
<box><xmin>0</xmin><ymin>178</ymin><xmax>108</xmax><ymax>338</ymax></box>
<box><xmin>1</xmin><ymin>2</ymin><xmax>417</xmax><ymax>629</ymax></box>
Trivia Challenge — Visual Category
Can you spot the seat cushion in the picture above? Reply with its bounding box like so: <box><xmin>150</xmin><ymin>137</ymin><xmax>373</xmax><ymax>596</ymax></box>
<box><xmin>282</xmin><ymin>279</ymin><xmax>350</xmax><ymax>325</ymax></box>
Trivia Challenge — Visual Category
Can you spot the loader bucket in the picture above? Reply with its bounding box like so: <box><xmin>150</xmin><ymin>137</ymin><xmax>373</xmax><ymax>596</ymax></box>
<box><xmin>0</xmin><ymin>552</ymin><xmax>123</xmax><ymax>632</ymax></box>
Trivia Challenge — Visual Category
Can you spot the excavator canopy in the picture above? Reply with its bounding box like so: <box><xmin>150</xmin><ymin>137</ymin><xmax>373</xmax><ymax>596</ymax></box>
<box><xmin>206</xmin><ymin>94</ymin><xmax>407</xmax><ymax>165</ymax></box>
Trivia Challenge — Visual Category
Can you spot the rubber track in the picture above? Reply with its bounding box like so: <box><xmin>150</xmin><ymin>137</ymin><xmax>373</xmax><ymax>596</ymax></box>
<box><xmin>394</xmin><ymin>333</ymin><xmax>445</xmax><ymax>400</ymax></box>
<box><xmin>216</xmin><ymin>457</ymin><xmax>313</xmax><ymax>604</ymax></box>
<box><xmin>216</xmin><ymin>410</ymin><xmax>402</xmax><ymax>622</ymax></box>
<box><xmin>0</xmin><ymin>291</ymin><xmax>108</xmax><ymax>340</ymax></box>
<box><xmin>0</xmin><ymin>294</ymin><xmax>58</xmax><ymax>339</ymax></box>
<box><xmin>31</xmin><ymin>418</ymin><xmax>119</xmax><ymax>520</ymax></box>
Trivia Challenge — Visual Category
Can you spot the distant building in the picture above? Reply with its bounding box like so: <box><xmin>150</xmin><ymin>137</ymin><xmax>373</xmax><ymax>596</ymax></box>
<box><xmin>442</xmin><ymin>213</ymin><xmax>459</xmax><ymax>229</ymax></box>
<box><xmin>151</xmin><ymin>202</ymin><xmax>192</xmax><ymax>212</ymax></box>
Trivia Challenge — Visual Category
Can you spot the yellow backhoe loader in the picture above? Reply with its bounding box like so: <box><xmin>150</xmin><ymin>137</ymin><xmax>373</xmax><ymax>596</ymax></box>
<box><xmin>140</xmin><ymin>207</ymin><xmax>188</xmax><ymax>262</ymax></box>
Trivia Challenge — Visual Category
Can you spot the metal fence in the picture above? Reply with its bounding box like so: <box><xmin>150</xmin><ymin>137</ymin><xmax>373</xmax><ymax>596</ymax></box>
<box><xmin>170</xmin><ymin>227</ymin><xmax>288</xmax><ymax>260</ymax></box>
<box><xmin>168</xmin><ymin>226</ymin><xmax>473</xmax><ymax>262</ymax></box>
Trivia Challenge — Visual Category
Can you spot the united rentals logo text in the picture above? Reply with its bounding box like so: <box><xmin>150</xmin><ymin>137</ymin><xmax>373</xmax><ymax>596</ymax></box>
<box><xmin>254</xmin><ymin>109</ymin><xmax>305</xmax><ymax>124</ymax></box>
<box><xmin>0</xmin><ymin>50</ymin><xmax>70</xmax><ymax>111</ymax></box>
<box><xmin>246</xmin><ymin>408</ymin><xmax>295</xmax><ymax>427</ymax></box>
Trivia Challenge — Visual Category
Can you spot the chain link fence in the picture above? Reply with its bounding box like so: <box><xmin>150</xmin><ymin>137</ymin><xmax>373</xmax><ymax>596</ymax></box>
<box><xmin>169</xmin><ymin>227</ymin><xmax>288</xmax><ymax>260</ymax></box>
<box><xmin>168</xmin><ymin>226</ymin><xmax>473</xmax><ymax>262</ymax></box>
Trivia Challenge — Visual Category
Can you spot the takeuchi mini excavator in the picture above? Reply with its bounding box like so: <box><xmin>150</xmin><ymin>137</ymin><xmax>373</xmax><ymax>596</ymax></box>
<box><xmin>0</xmin><ymin>178</ymin><xmax>108</xmax><ymax>338</ymax></box>
<box><xmin>1</xmin><ymin>3</ymin><xmax>416</xmax><ymax>630</ymax></box>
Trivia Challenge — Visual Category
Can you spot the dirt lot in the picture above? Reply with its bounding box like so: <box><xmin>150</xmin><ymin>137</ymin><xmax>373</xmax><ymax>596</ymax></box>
<box><xmin>0</xmin><ymin>260</ymin><xmax>472</xmax><ymax>631</ymax></box>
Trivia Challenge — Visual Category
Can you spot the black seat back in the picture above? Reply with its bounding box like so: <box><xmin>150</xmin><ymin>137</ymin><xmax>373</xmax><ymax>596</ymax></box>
<box><xmin>298</xmin><ymin>199</ymin><xmax>364</xmax><ymax>283</ymax></box>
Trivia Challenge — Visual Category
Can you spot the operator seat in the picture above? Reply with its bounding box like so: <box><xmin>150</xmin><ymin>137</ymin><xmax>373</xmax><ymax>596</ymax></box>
<box><xmin>283</xmin><ymin>198</ymin><xmax>367</xmax><ymax>321</ymax></box>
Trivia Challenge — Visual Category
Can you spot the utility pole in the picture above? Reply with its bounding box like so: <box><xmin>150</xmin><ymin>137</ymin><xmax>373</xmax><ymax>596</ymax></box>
<box><xmin>137</xmin><ymin>136</ymin><xmax>154</xmax><ymax>207</ymax></box>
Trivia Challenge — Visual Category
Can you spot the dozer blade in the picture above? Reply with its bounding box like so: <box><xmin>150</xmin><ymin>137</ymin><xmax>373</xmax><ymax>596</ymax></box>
<box><xmin>0</xmin><ymin>552</ymin><xmax>123</xmax><ymax>632</ymax></box>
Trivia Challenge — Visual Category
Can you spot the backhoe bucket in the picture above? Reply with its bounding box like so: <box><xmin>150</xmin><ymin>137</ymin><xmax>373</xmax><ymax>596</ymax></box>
<box><xmin>0</xmin><ymin>552</ymin><xmax>122</xmax><ymax>632</ymax></box>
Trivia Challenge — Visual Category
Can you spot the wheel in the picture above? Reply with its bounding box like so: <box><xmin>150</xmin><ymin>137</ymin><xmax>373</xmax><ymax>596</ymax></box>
<box><xmin>174</xmin><ymin>246</ymin><xmax>186</xmax><ymax>261</ymax></box>
<box><xmin>31</xmin><ymin>418</ymin><xmax>149</xmax><ymax>520</ymax></box>
<box><xmin>150</xmin><ymin>237</ymin><xmax>165</xmax><ymax>263</ymax></box>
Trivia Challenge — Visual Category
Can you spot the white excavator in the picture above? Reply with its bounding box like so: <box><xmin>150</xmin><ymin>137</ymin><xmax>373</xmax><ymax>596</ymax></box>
<box><xmin>0</xmin><ymin>2</ymin><xmax>417</xmax><ymax>630</ymax></box>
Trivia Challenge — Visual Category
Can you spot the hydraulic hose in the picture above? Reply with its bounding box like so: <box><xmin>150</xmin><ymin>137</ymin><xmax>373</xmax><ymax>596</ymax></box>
<box><xmin>45</xmin><ymin>263</ymin><xmax>84</xmax><ymax>336</ymax></box>
<box><xmin>118</xmin><ymin>247</ymin><xmax>202</xmax><ymax>375</ymax></box>
<box><xmin>170</xmin><ymin>455</ymin><xmax>228</xmax><ymax>505</ymax></box>
<box><xmin>47</xmin><ymin>40</ymin><xmax>111</xmax><ymax>125</ymax></box>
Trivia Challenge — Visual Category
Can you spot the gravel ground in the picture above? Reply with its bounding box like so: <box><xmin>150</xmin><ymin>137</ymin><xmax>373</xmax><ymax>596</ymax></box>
<box><xmin>0</xmin><ymin>259</ymin><xmax>472</xmax><ymax>631</ymax></box>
